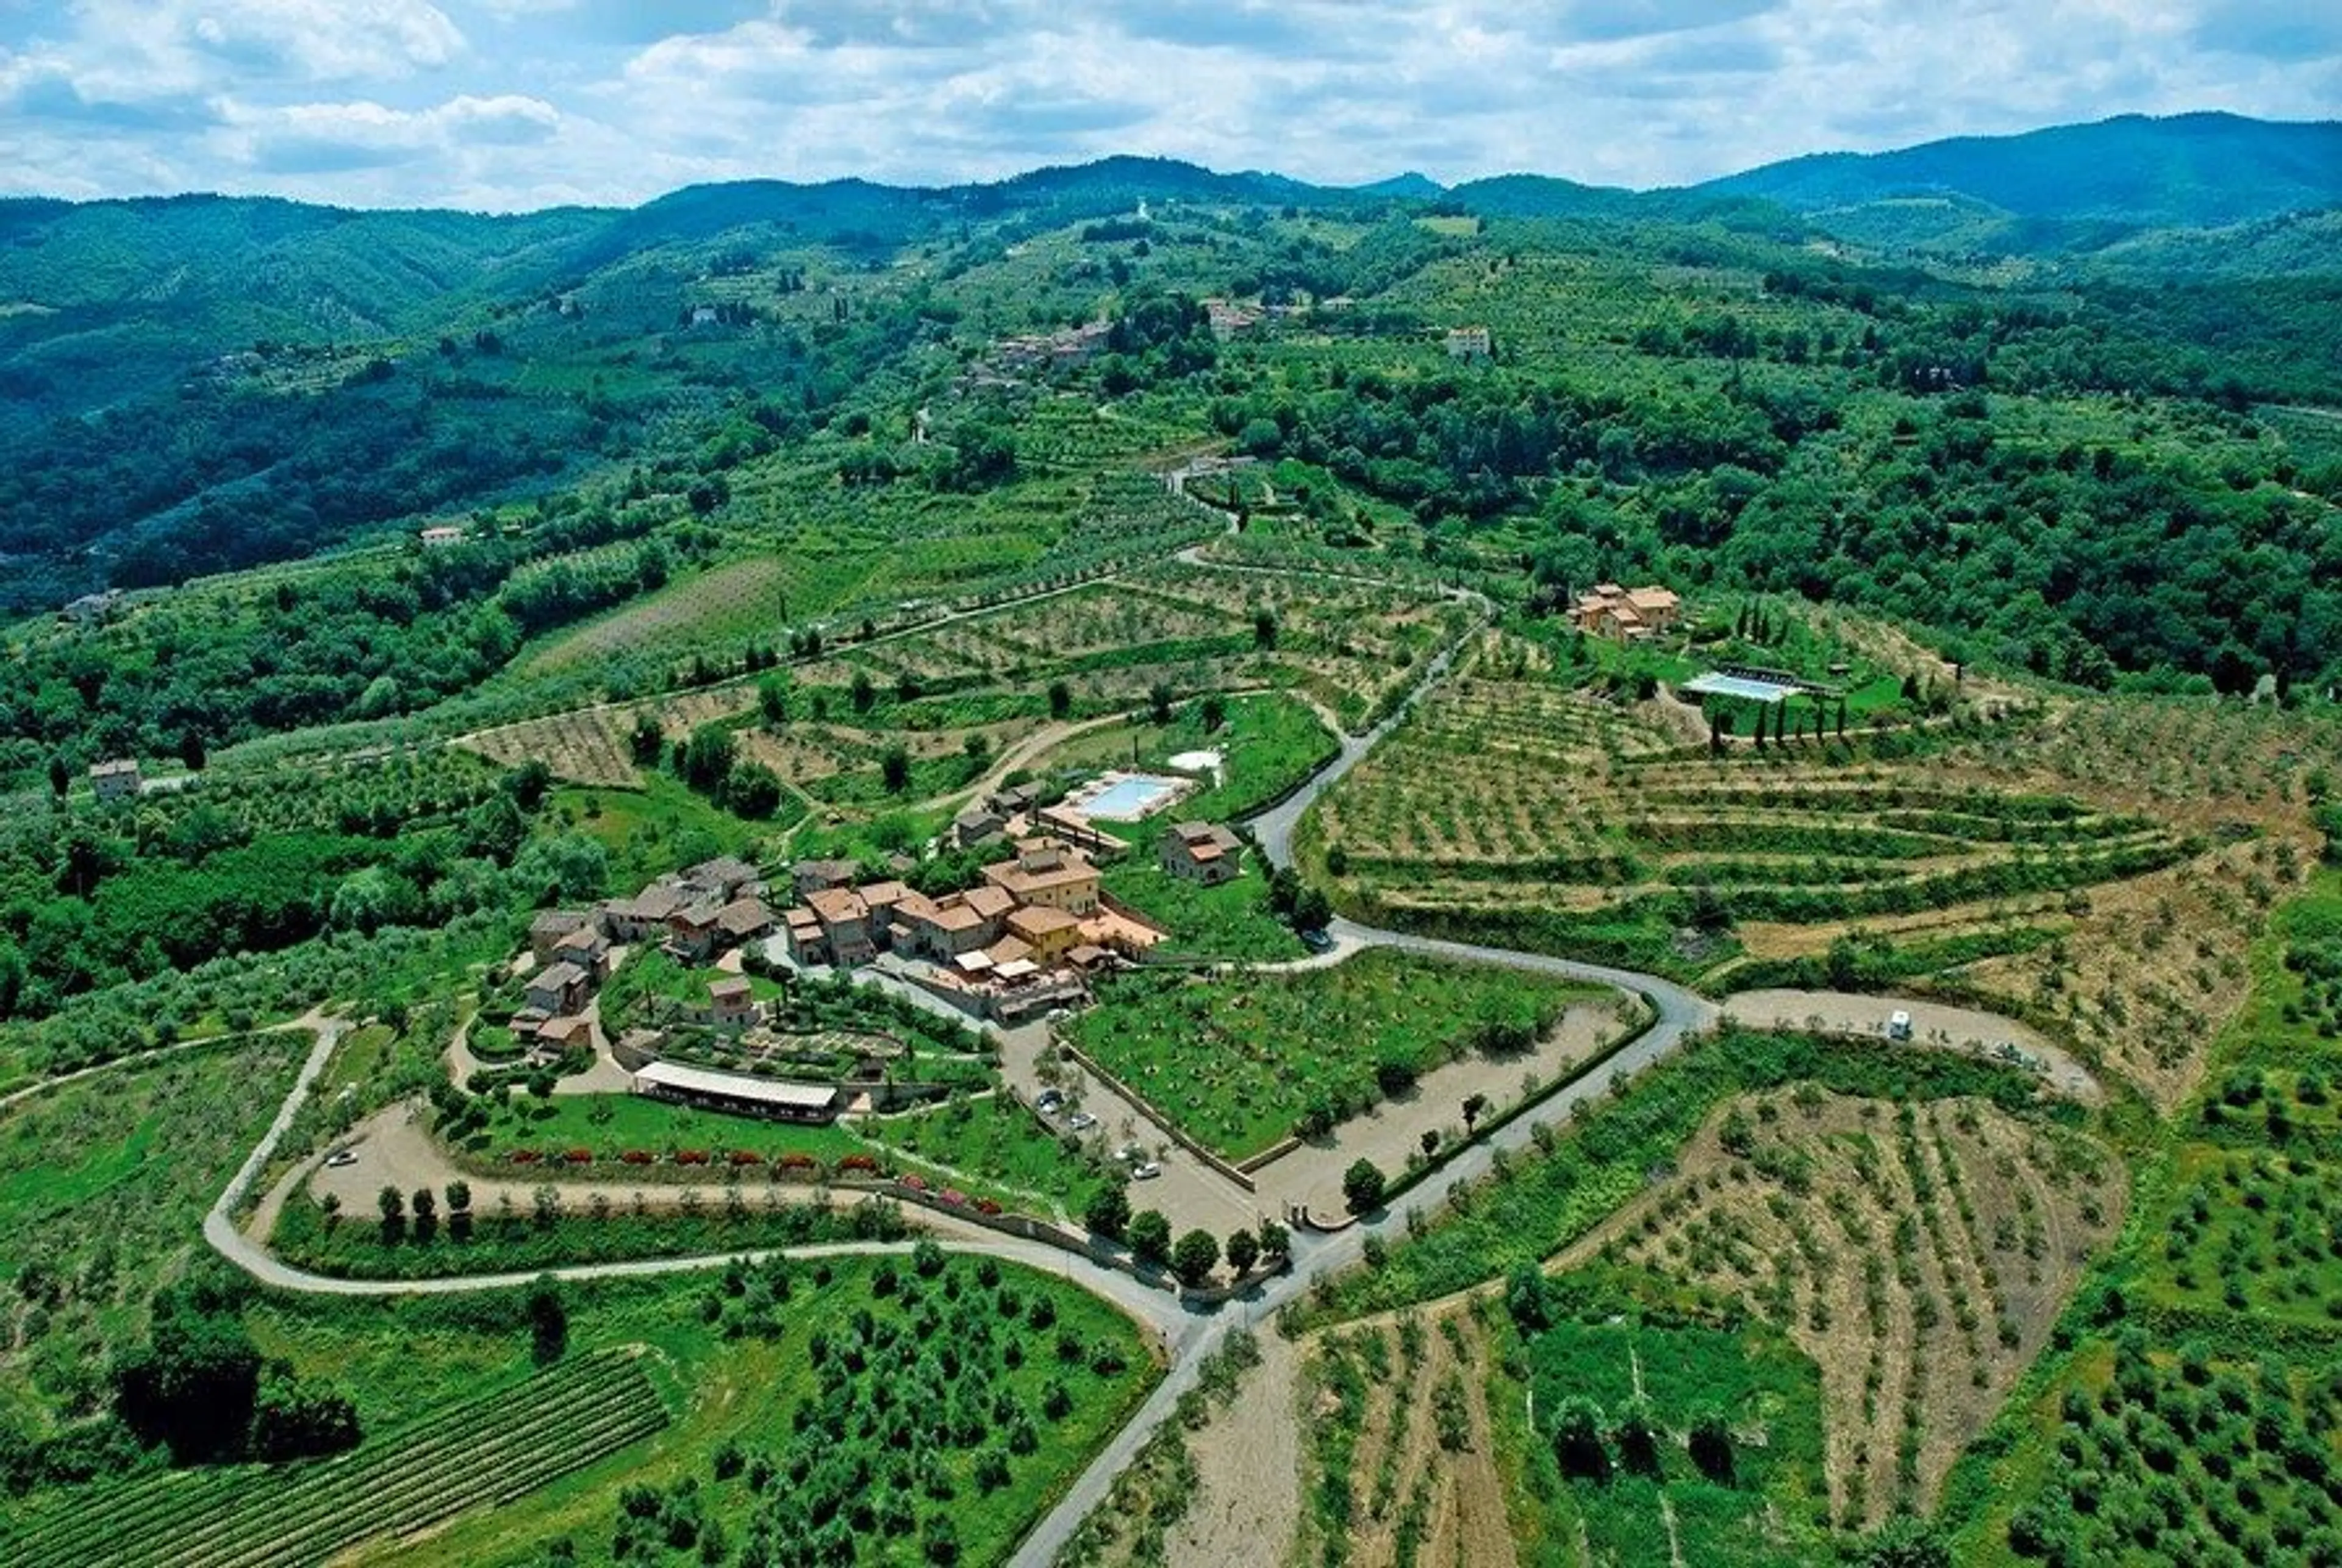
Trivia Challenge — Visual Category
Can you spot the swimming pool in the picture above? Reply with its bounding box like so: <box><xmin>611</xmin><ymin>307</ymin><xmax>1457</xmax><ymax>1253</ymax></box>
<box><xmin>1081</xmin><ymin>775</ymin><xmax>1181</xmax><ymax>820</ymax></box>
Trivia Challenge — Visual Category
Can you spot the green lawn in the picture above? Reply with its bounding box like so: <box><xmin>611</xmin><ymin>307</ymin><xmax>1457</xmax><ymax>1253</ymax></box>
<box><xmin>459</xmin><ymin>1089</ymin><xmax>868</xmax><ymax>1167</ymax></box>
<box><xmin>853</xmin><ymin>1092</ymin><xmax>1110</xmax><ymax>1219</ymax></box>
<box><xmin>0</xmin><ymin>1034</ymin><xmax>309</xmax><ymax>1441</ymax></box>
<box><xmin>1103</xmin><ymin>861</ymin><xmax>1305</xmax><ymax>962</ymax></box>
<box><xmin>1519</xmin><ymin>1316</ymin><xmax>1829</xmax><ymax>1567</ymax></box>
<box><xmin>1066</xmin><ymin>948</ymin><xmax>1596</xmax><ymax>1161</ymax></box>
<box><xmin>548</xmin><ymin>775</ymin><xmax>772</xmax><ymax>890</ymax></box>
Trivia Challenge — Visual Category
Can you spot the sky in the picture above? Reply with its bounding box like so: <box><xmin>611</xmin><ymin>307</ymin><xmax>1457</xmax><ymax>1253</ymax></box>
<box><xmin>0</xmin><ymin>0</ymin><xmax>2335</xmax><ymax>210</ymax></box>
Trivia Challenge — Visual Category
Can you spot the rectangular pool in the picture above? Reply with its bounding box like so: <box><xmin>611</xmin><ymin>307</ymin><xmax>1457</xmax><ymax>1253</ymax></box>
<box><xmin>1081</xmin><ymin>775</ymin><xmax>1180</xmax><ymax>820</ymax></box>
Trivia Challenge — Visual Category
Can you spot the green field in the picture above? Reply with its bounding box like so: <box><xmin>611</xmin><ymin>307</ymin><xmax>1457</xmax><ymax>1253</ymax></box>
<box><xmin>1517</xmin><ymin>1317</ymin><xmax>1829</xmax><ymax>1567</ymax></box>
<box><xmin>1067</xmin><ymin>948</ymin><xmax>1595</xmax><ymax>1160</ymax></box>
<box><xmin>0</xmin><ymin>1033</ymin><xmax>309</xmax><ymax>1440</ymax></box>
<box><xmin>1103</xmin><ymin>859</ymin><xmax>1305</xmax><ymax>962</ymax></box>
<box><xmin>1</xmin><ymin>1257</ymin><xmax>1159</xmax><ymax>1568</ymax></box>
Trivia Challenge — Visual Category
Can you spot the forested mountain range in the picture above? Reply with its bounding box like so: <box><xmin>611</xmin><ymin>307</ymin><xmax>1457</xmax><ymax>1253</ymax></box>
<box><xmin>0</xmin><ymin>110</ymin><xmax>2335</xmax><ymax>773</ymax></box>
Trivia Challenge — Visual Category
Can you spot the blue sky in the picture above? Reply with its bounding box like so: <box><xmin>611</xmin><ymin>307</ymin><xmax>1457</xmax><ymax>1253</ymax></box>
<box><xmin>0</xmin><ymin>1</ymin><xmax>2334</xmax><ymax>210</ymax></box>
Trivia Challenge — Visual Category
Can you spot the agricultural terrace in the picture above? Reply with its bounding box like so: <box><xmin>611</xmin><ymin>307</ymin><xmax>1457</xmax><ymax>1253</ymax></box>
<box><xmin>1919</xmin><ymin>696</ymin><xmax>2338</xmax><ymax>1109</ymax></box>
<box><xmin>2133</xmin><ymin>872</ymin><xmax>2342</xmax><ymax>1336</ymax></box>
<box><xmin>1</xmin><ymin>1348</ymin><xmax>670</xmax><ymax>1568</ymax></box>
<box><xmin>867</xmin><ymin>557</ymin><xmax>1465</xmax><ymax>734</ymax></box>
<box><xmin>462</xmin><ymin>687</ymin><xmax>761</xmax><ymax>789</ymax></box>
<box><xmin>0</xmin><ymin>1033</ymin><xmax>310</xmax><ymax>1443</ymax></box>
<box><xmin>1</xmin><ymin>1257</ymin><xmax>1156</xmax><ymax>1568</ymax></box>
<box><xmin>1562</xmin><ymin>1090</ymin><xmax>2122</xmax><ymax>1527</ymax></box>
<box><xmin>1064</xmin><ymin>948</ymin><xmax>1602</xmax><ymax>1162</ymax></box>
<box><xmin>1925</xmin><ymin>872</ymin><xmax>2342</xmax><ymax>1565</ymax></box>
<box><xmin>1306</xmin><ymin>629</ymin><xmax>2208</xmax><ymax>991</ymax></box>
<box><xmin>1515</xmin><ymin>1317</ymin><xmax>1827</xmax><ymax>1568</ymax></box>
<box><xmin>518</xmin><ymin>465</ymin><xmax>1224</xmax><ymax>684</ymax></box>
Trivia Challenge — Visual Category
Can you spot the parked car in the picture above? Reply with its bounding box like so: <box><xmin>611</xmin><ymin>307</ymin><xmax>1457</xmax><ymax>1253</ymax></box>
<box><xmin>1034</xmin><ymin>1089</ymin><xmax>1064</xmax><ymax>1115</ymax></box>
<box><xmin>1066</xmin><ymin>1111</ymin><xmax>1098</xmax><ymax>1132</ymax></box>
<box><xmin>1131</xmin><ymin>1162</ymin><xmax>1162</xmax><ymax>1181</ymax></box>
<box><xmin>324</xmin><ymin>1148</ymin><xmax>357</xmax><ymax>1169</ymax></box>
<box><xmin>1299</xmin><ymin>928</ymin><xmax>1336</xmax><ymax>954</ymax></box>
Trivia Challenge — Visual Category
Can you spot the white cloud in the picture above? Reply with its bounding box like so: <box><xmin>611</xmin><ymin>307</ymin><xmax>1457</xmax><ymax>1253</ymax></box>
<box><xmin>0</xmin><ymin>0</ymin><xmax>2332</xmax><ymax>207</ymax></box>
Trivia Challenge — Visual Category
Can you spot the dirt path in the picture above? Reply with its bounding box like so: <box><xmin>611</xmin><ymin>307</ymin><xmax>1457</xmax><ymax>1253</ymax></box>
<box><xmin>1167</xmin><ymin>1331</ymin><xmax>1304</xmax><ymax>1568</ymax></box>
<box><xmin>1720</xmin><ymin>988</ymin><xmax>2103</xmax><ymax>1103</ymax></box>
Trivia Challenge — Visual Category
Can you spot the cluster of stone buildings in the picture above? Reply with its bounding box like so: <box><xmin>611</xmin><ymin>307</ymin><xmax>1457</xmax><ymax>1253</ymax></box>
<box><xmin>507</xmin><ymin>856</ymin><xmax>776</xmax><ymax>1057</ymax></box>
<box><xmin>593</xmin><ymin>855</ymin><xmax>772</xmax><ymax>961</ymax></box>
<box><xmin>779</xmin><ymin>837</ymin><xmax>1162</xmax><ymax>1023</ymax></box>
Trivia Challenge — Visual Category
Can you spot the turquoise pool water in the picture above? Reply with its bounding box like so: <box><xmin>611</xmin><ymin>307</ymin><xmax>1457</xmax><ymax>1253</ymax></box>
<box><xmin>1083</xmin><ymin>775</ymin><xmax>1179</xmax><ymax>820</ymax></box>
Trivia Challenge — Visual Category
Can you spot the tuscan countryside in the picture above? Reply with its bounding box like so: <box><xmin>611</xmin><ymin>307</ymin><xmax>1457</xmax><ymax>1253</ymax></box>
<box><xmin>0</xmin><ymin>5</ymin><xmax>2338</xmax><ymax>1566</ymax></box>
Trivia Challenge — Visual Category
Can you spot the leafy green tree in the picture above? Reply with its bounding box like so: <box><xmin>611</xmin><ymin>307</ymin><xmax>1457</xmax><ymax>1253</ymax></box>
<box><xmin>1613</xmin><ymin>1397</ymin><xmax>1661</xmax><ymax>1475</ymax></box>
<box><xmin>376</xmin><ymin>1185</ymin><xmax>405</xmax><ymax>1244</ymax></box>
<box><xmin>757</xmin><ymin>675</ymin><xmax>790</xmax><ymax>724</ymax></box>
<box><xmin>1253</xmin><ymin>607</ymin><xmax>1278</xmax><ymax>648</ymax></box>
<box><xmin>1170</xmin><ymin>1228</ymin><xmax>1220</xmax><ymax>1287</ymax></box>
<box><xmin>880</xmin><ymin>745</ymin><xmax>912</xmax><ymax>794</ymax></box>
<box><xmin>1084</xmin><ymin>1183</ymin><xmax>1130</xmax><ymax>1239</ymax></box>
<box><xmin>1256</xmin><ymin>1217</ymin><xmax>1290</xmax><ymax>1260</ymax></box>
<box><xmin>725</xmin><ymin>762</ymin><xmax>784</xmax><ymax>819</ymax></box>
<box><xmin>1688</xmin><ymin>1406</ymin><xmax>1735</xmax><ymax>1483</ymax></box>
<box><xmin>1047</xmin><ymin>679</ymin><xmax>1072</xmax><ymax>720</ymax></box>
<box><xmin>525</xmin><ymin>1280</ymin><xmax>568</xmax><ymax>1364</ymax></box>
<box><xmin>1199</xmin><ymin>693</ymin><xmax>1227</xmax><ymax>732</ymax></box>
<box><xmin>503</xmin><ymin>759</ymin><xmax>554</xmax><ymax>812</ymax></box>
<box><xmin>177</xmin><ymin>728</ymin><xmax>207</xmax><ymax>772</ymax></box>
<box><xmin>1552</xmin><ymin>1396</ymin><xmax>1610</xmax><ymax>1480</ymax></box>
<box><xmin>851</xmin><ymin>669</ymin><xmax>876</xmax><ymax>714</ymax></box>
<box><xmin>1126</xmin><ymin>1209</ymin><xmax>1172</xmax><ymax>1262</ymax></box>
<box><xmin>1342</xmin><ymin>1158</ymin><xmax>1386</xmax><ymax>1214</ymax></box>
<box><xmin>112</xmin><ymin>1292</ymin><xmax>263</xmax><ymax>1463</ymax></box>
<box><xmin>629</xmin><ymin>714</ymin><xmax>665</xmax><ymax>764</ymax></box>
<box><xmin>247</xmin><ymin>1372</ymin><xmax>360</xmax><ymax>1460</ymax></box>
<box><xmin>1505</xmin><ymin>1263</ymin><xmax>1552</xmax><ymax>1333</ymax></box>
<box><xmin>1855</xmin><ymin>1517</ymin><xmax>1953</xmax><ymax>1568</ymax></box>
<box><xmin>1147</xmin><ymin>682</ymin><xmax>1173</xmax><ymax>725</ymax></box>
<box><xmin>681</xmin><ymin>724</ymin><xmax>737</xmax><ymax>792</ymax></box>
<box><xmin>1225</xmin><ymin>1227</ymin><xmax>1261</xmax><ymax>1276</ymax></box>
<box><xmin>1294</xmin><ymin>886</ymin><xmax>1333</xmax><ymax>933</ymax></box>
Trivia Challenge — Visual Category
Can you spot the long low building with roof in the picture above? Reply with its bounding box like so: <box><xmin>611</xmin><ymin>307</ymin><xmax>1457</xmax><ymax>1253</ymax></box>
<box><xmin>632</xmin><ymin>1059</ymin><xmax>841</xmax><ymax>1123</ymax></box>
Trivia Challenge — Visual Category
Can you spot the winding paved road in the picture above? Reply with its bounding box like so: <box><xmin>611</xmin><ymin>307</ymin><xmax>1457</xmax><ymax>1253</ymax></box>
<box><xmin>159</xmin><ymin>503</ymin><xmax>1717</xmax><ymax>1567</ymax></box>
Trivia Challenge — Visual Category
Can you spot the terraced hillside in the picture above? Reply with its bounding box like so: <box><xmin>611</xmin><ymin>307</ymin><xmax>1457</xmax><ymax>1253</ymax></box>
<box><xmin>1563</xmin><ymin>1092</ymin><xmax>2122</xmax><ymax>1528</ymax></box>
<box><xmin>1306</xmin><ymin>632</ymin><xmax>2199</xmax><ymax>986</ymax></box>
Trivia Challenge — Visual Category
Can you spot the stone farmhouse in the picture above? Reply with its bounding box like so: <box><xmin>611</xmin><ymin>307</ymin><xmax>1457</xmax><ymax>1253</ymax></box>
<box><xmin>1570</xmin><ymin>583</ymin><xmax>1682</xmax><ymax>644</ymax></box>
<box><xmin>1159</xmin><ymin>822</ymin><xmax>1243</xmax><ymax>885</ymax></box>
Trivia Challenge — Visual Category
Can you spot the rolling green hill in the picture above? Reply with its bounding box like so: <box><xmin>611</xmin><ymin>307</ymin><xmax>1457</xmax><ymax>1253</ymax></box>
<box><xmin>1700</xmin><ymin>112</ymin><xmax>2342</xmax><ymax>229</ymax></box>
